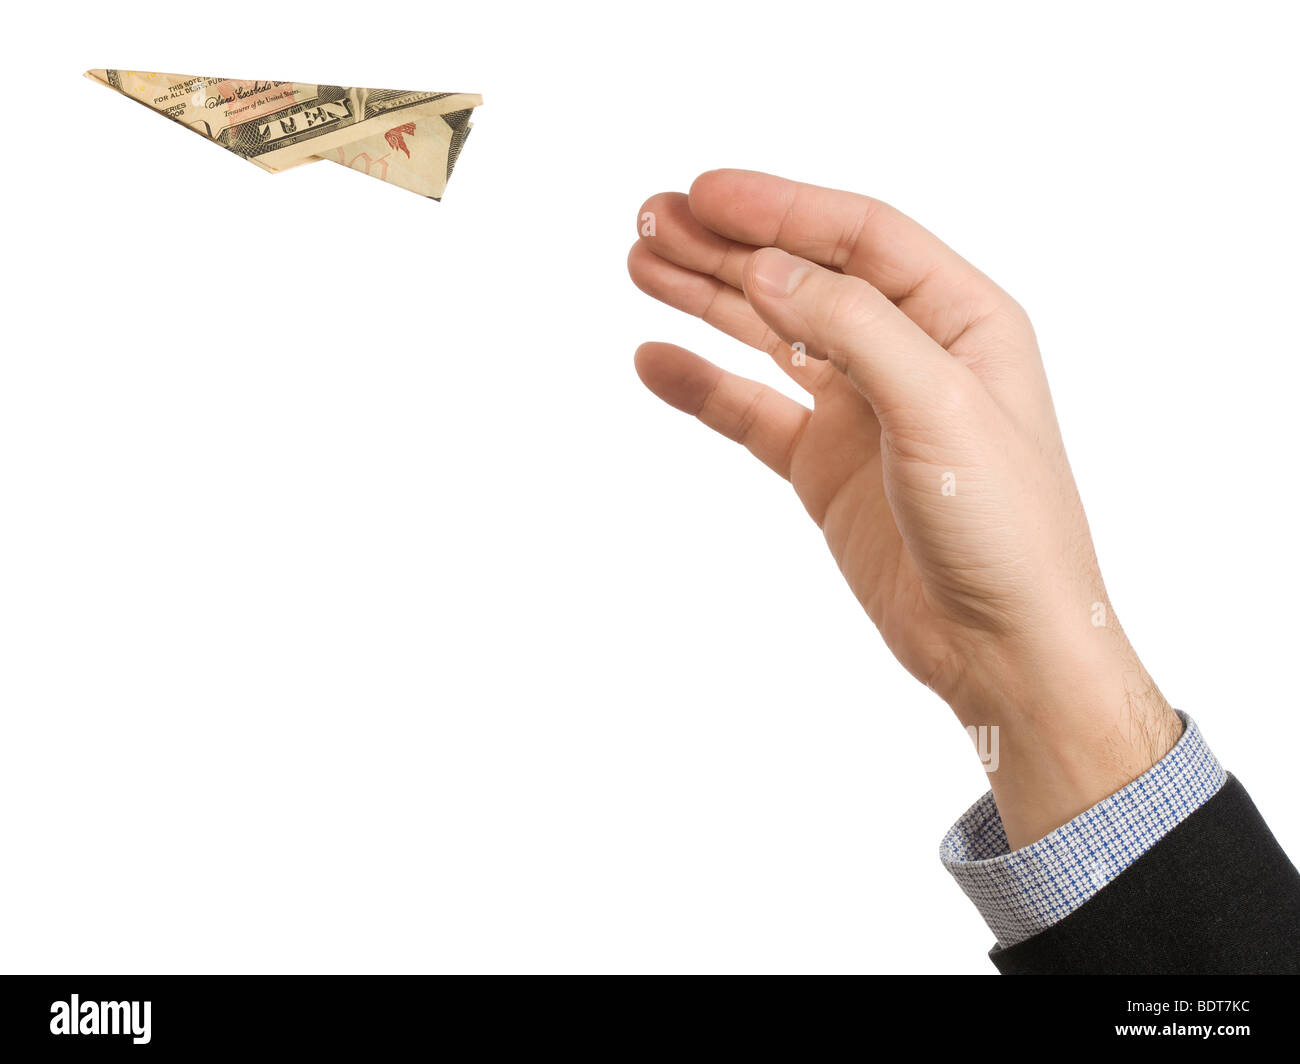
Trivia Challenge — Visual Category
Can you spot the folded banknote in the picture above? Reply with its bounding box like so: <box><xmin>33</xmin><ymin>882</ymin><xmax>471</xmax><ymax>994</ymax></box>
<box><xmin>85</xmin><ymin>69</ymin><xmax>481</xmax><ymax>200</ymax></box>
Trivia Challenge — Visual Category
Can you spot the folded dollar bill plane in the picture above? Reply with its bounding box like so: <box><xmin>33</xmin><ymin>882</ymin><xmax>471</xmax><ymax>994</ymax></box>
<box><xmin>85</xmin><ymin>69</ymin><xmax>481</xmax><ymax>200</ymax></box>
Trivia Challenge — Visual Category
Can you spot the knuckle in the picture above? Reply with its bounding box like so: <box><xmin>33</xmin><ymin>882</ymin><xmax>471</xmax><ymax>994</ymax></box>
<box><xmin>1004</xmin><ymin>296</ymin><xmax>1035</xmax><ymax>336</ymax></box>
<box><xmin>830</xmin><ymin>197</ymin><xmax>879</xmax><ymax>269</ymax></box>
<box><xmin>730</xmin><ymin>387</ymin><xmax>767</xmax><ymax>444</ymax></box>
<box><xmin>820</xmin><ymin>277</ymin><xmax>880</xmax><ymax>348</ymax></box>
<box><xmin>698</xmin><ymin>281</ymin><xmax>727</xmax><ymax>327</ymax></box>
<box><xmin>760</xmin><ymin>328</ymin><xmax>788</xmax><ymax>360</ymax></box>
<box><xmin>929</xmin><ymin>374</ymin><xmax>979</xmax><ymax>422</ymax></box>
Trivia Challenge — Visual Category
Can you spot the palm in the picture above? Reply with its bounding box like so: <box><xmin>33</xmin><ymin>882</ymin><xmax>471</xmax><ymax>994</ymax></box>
<box><xmin>791</xmin><ymin>368</ymin><xmax>954</xmax><ymax>686</ymax></box>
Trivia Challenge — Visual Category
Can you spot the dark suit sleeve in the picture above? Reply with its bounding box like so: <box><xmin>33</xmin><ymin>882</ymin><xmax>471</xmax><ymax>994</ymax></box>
<box><xmin>989</xmin><ymin>775</ymin><xmax>1300</xmax><ymax>974</ymax></box>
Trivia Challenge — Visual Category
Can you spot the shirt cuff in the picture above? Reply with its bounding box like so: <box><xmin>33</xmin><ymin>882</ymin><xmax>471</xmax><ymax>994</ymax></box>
<box><xmin>938</xmin><ymin>711</ymin><xmax>1225</xmax><ymax>947</ymax></box>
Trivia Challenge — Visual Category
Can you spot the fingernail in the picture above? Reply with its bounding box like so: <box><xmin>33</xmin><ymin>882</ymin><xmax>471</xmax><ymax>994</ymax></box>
<box><xmin>751</xmin><ymin>249</ymin><xmax>809</xmax><ymax>297</ymax></box>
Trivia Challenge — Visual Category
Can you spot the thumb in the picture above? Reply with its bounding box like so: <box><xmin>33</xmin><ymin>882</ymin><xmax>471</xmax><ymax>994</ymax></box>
<box><xmin>742</xmin><ymin>247</ymin><xmax>967</xmax><ymax>424</ymax></box>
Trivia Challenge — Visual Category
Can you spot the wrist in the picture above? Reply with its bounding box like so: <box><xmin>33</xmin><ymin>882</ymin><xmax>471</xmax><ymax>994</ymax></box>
<box><xmin>946</xmin><ymin>629</ymin><xmax>1182</xmax><ymax>849</ymax></box>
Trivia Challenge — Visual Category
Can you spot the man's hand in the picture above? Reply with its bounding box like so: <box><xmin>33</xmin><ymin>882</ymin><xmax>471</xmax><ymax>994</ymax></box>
<box><xmin>629</xmin><ymin>170</ymin><xmax>1181</xmax><ymax>847</ymax></box>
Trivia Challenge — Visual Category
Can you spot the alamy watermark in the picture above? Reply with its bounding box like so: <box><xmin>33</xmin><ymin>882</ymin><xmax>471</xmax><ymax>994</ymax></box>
<box><xmin>966</xmin><ymin>724</ymin><xmax>999</xmax><ymax>772</ymax></box>
<box><xmin>50</xmin><ymin>994</ymin><xmax>151</xmax><ymax>1044</ymax></box>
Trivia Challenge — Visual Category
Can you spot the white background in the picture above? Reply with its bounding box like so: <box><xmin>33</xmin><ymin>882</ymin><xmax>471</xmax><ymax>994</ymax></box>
<box><xmin>1</xmin><ymin>1</ymin><xmax>1296</xmax><ymax>974</ymax></box>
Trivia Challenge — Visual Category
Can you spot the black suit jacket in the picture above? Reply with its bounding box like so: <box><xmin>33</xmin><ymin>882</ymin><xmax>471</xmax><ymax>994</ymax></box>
<box><xmin>989</xmin><ymin>775</ymin><xmax>1300</xmax><ymax>974</ymax></box>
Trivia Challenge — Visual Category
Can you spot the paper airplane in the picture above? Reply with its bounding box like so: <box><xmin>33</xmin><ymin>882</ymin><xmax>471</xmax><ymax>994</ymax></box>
<box><xmin>85</xmin><ymin>69</ymin><xmax>481</xmax><ymax>200</ymax></box>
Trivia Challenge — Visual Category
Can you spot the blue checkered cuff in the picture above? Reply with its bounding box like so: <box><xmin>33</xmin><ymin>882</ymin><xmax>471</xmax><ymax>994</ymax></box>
<box><xmin>939</xmin><ymin>712</ymin><xmax>1225</xmax><ymax>947</ymax></box>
